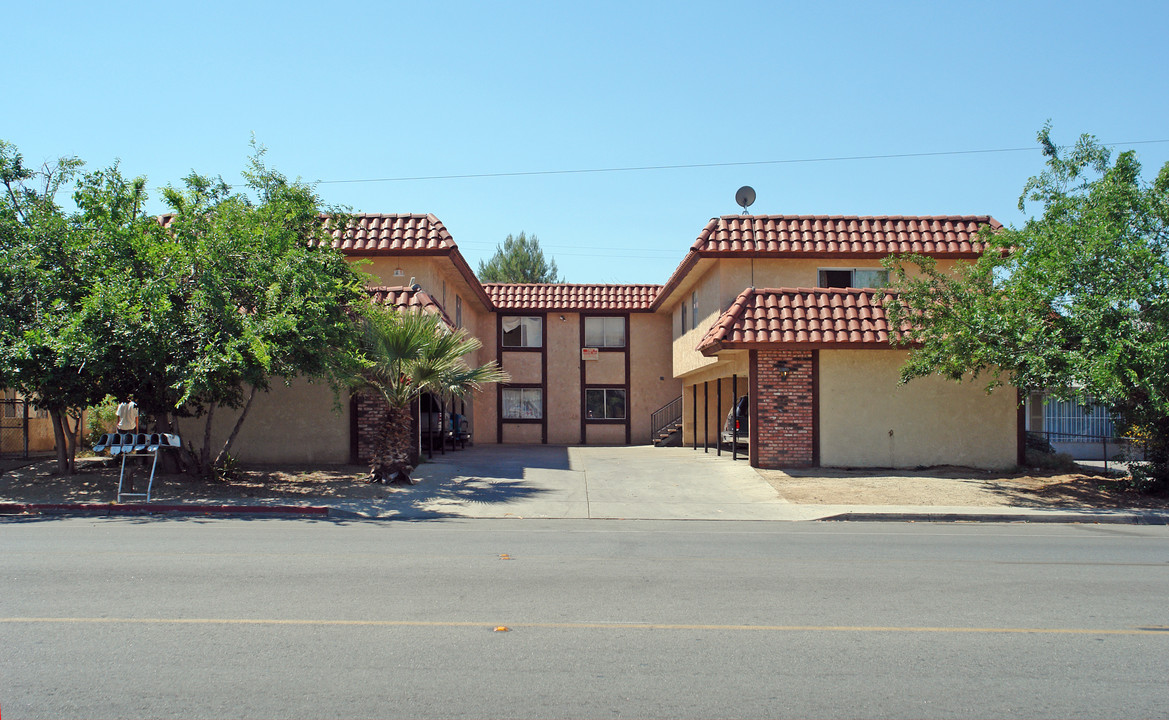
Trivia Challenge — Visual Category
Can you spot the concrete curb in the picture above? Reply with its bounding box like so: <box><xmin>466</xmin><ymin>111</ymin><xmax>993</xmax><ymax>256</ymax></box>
<box><xmin>821</xmin><ymin>511</ymin><xmax>1169</xmax><ymax>525</ymax></box>
<box><xmin>2</xmin><ymin>501</ymin><xmax>1167</xmax><ymax>524</ymax></box>
<box><xmin>0</xmin><ymin>502</ymin><xmax>329</xmax><ymax>517</ymax></box>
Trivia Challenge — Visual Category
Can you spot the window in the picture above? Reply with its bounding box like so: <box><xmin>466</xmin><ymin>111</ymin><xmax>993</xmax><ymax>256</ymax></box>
<box><xmin>818</xmin><ymin>268</ymin><xmax>889</xmax><ymax>289</ymax></box>
<box><xmin>584</xmin><ymin>316</ymin><xmax>625</xmax><ymax>348</ymax></box>
<box><xmin>585</xmin><ymin>388</ymin><xmax>626</xmax><ymax>420</ymax></box>
<box><xmin>502</xmin><ymin>388</ymin><xmax>542</xmax><ymax>419</ymax></box>
<box><xmin>691</xmin><ymin>291</ymin><xmax>698</xmax><ymax>330</ymax></box>
<box><xmin>502</xmin><ymin>316</ymin><xmax>542</xmax><ymax>347</ymax></box>
<box><xmin>680</xmin><ymin>303</ymin><xmax>687</xmax><ymax>335</ymax></box>
<box><xmin>455</xmin><ymin>296</ymin><xmax>463</xmax><ymax>329</ymax></box>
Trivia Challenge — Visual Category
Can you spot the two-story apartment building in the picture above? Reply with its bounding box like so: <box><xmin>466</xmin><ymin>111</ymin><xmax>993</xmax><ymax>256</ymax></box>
<box><xmin>653</xmin><ymin>215</ymin><xmax>1019</xmax><ymax>470</ymax></box>
<box><xmin>186</xmin><ymin>212</ymin><xmax>1020</xmax><ymax>470</ymax></box>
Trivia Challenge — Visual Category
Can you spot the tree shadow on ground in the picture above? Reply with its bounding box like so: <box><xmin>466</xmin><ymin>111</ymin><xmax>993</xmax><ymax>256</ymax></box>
<box><xmin>1</xmin><ymin>445</ymin><xmax>566</xmax><ymax>522</ymax></box>
<box><xmin>416</xmin><ymin>444</ymin><xmax>573</xmax><ymax>480</ymax></box>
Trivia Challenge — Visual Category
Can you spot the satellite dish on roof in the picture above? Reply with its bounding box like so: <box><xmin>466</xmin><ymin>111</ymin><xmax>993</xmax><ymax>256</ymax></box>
<box><xmin>735</xmin><ymin>186</ymin><xmax>756</xmax><ymax>213</ymax></box>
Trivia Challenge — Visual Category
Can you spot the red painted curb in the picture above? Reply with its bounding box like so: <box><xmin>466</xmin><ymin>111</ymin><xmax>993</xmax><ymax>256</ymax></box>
<box><xmin>0</xmin><ymin>502</ymin><xmax>329</xmax><ymax>516</ymax></box>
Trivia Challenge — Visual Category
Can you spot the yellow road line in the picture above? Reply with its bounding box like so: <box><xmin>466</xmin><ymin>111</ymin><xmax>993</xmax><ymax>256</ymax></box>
<box><xmin>2</xmin><ymin>617</ymin><xmax>1167</xmax><ymax>635</ymax></box>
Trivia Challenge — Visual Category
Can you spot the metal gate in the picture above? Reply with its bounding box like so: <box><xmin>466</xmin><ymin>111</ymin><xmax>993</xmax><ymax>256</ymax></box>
<box><xmin>1</xmin><ymin>399</ymin><xmax>30</xmax><ymax>458</ymax></box>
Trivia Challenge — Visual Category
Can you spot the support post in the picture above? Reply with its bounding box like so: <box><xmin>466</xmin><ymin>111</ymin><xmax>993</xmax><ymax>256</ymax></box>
<box><xmin>691</xmin><ymin>384</ymin><xmax>697</xmax><ymax>450</ymax></box>
<box><xmin>716</xmin><ymin>378</ymin><xmax>722</xmax><ymax>457</ymax></box>
<box><xmin>731</xmin><ymin>374</ymin><xmax>738</xmax><ymax>461</ymax></box>
<box><xmin>703</xmin><ymin>381</ymin><xmax>709</xmax><ymax>453</ymax></box>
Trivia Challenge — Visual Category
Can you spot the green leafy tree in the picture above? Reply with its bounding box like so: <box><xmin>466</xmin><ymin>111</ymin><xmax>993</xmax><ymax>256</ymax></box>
<box><xmin>152</xmin><ymin>144</ymin><xmax>368</xmax><ymax>475</ymax></box>
<box><xmin>1</xmin><ymin>139</ymin><xmax>368</xmax><ymax>477</ymax></box>
<box><xmin>884</xmin><ymin>125</ymin><xmax>1169</xmax><ymax>489</ymax></box>
<box><xmin>351</xmin><ymin>308</ymin><xmax>507</xmax><ymax>483</ymax></box>
<box><xmin>476</xmin><ymin>231</ymin><xmax>562</xmax><ymax>282</ymax></box>
<box><xmin>0</xmin><ymin>141</ymin><xmax>144</xmax><ymax>473</ymax></box>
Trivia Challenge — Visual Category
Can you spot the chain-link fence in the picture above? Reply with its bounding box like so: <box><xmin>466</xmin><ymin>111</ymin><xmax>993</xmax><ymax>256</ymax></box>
<box><xmin>1</xmin><ymin>399</ymin><xmax>30</xmax><ymax>458</ymax></box>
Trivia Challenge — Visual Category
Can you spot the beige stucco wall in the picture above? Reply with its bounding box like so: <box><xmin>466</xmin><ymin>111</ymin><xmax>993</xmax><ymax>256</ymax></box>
<box><xmin>502</xmin><ymin>423</ymin><xmax>542</xmax><ymax>444</ymax></box>
<box><xmin>585</xmin><ymin>353</ymin><xmax>625</xmax><ymax>385</ymax></box>
<box><xmin>174</xmin><ymin>378</ymin><xmax>350</xmax><ymax>464</ymax></box>
<box><xmin>475</xmin><ymin>311</ymin><xmax>500</xmax><ymax>443</ymax></box>
<box><xmin>819</xmin><ymin>349</ymin><xmax>1017</xmax><ymax>469</ymax></box>
<box><xmin>629</xmin><ymin>314</ymin><xmax>683</xmax><ymax>445</ymax></box>
<box><xmin>669</xmin><ymin>265</ymin><xmax>720</xmax><ymax>378</ymax></box>
<box><xmin>501</xmin><ymin>351</ymin><xmax>542</xmax><ymax>384</ymax></box>
<box><xmin>546</xmin><ymin>313</ymin><xmax>582</xmax><ymax>444</ymax></box>
<box><xmin>359</xmin><ymin>256</ymin><xmax>491</xmax><ymax>367</ymax></box>
<box><xmin>586</xmin><ymin>423</ymin><xmax>627</xmax><ymax>445</ymax></box>
<box><xmin>361</xmin><ymin>256</ymin><xmax>435</xmax><ymax>289</ymax></box>
<box><xmin>26</xmin><ymin>417</ymin><xmax>58</xmax><ymax>452</ymax></box>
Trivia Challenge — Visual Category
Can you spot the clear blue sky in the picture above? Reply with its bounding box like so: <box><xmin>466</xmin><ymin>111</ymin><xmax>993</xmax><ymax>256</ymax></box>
<box><xmin>6</xmin><ymin>0</ymin><xmax>1168</xmax><ymax>284</ymax></box>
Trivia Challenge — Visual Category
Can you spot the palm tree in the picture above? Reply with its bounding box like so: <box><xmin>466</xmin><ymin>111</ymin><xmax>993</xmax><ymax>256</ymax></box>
<box><xmin>352</xmin><ymin>307</ymin><xmax>508</xmax><ymax>483</ymax></box>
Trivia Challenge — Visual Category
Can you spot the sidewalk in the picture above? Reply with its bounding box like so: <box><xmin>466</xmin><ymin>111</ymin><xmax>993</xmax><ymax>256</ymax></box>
<box><xmin>3</xmin><ymin>445</ymin><xmax>1166</xmax><ymax>524</ymax></box>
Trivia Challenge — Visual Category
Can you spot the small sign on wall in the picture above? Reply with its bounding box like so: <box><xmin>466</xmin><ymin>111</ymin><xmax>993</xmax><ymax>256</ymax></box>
<box><xmin>581</xmin><ymin>348</ymin><xmax>599</xmax><ymax>361</ymax></box>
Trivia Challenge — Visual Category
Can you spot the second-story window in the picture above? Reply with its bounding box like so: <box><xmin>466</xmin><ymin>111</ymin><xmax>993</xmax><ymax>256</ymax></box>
<box><xmin>818</xmin><ymin>268</ymin><xmax>889</xmax><ymax>289</ymax></box>
<box><xmin>584</xmin><ymin>317</ymin><xmax>625</xmax><ymax>348</ymax></box>
<box><xmin>691</xmin><ymin>291</ymin><xmax>698</xmax><ymax>330</ymax></box>
<box><xmin>502</xmin><ymin>316</ymin><xmax>542</xmax><ymax>348</ymax></box>
<box><xmin>680</xmin><ymin>303</ymin><xmax>687</xmax><ymax>336</ymax></box>
<box><xmin>455</xmin><ymin>296</ymin><xmax>463</xmax><ymax>329</ymax></box>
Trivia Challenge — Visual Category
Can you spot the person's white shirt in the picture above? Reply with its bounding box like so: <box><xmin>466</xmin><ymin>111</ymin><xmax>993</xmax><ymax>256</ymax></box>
<box><xmin>116</xmin><ymin>401</ymin><xmax>138</xmax><ymax>431</ymax></box>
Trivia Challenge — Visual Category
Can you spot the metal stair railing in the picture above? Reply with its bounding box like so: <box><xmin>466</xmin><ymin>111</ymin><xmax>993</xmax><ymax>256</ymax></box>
<box><xmin>650</xmin><ymin>396</ymin><xmax>683</xmax><ymax>441</ymax></box>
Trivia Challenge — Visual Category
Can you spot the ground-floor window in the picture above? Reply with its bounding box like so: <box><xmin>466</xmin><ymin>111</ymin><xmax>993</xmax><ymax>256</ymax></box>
<box><xmin>585</xmin><ymin>388</ymin><xmax>626</xmax><ymax>420</ymax></box>
<box><xmin>502</xmin><ymin>387</ymin><xmax>543</xmax><ymax>419</ymax></box>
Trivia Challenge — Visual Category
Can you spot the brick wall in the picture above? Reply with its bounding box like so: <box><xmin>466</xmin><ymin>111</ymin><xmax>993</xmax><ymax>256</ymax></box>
<box><xmin>354</xmin><ymin>390</ymin><xmax>389</xmax><ymax>463</ymax></box>
<box><xmin>751</xmin><ymin>349</ymin><xmax>816</xmax><ymax>468</ymax></box>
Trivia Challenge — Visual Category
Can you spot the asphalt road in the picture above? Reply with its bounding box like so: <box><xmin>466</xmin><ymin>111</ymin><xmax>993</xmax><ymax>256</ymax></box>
<box><xmin>2</xmin><ymin>517</ymin><xmax>1168</xmax><ymax>719</ymax></box>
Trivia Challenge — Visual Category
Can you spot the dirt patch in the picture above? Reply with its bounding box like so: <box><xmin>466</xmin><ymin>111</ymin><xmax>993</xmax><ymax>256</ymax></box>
<box><xmin>0</xmin><ymin>456</ymin><xmax>392</xmax><ymax>505</ymax></box>
<box><xmin>756</xmin><ymin>465</ymin><xmax>1169</xmax><ymax>508</ymax></box>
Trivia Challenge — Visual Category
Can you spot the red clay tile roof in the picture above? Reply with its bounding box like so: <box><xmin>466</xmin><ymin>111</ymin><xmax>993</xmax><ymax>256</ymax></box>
<box><xmin>367</xmin><ymin>286</ymin><xmax>454</xmax><ymax>327</ymax></box>
<box><xmin>324</xmin><ymin>213</ymin><xmax>456</xmax><ymax>253</ymax></box>
<box><xmin>159</xmin><ymin>211</ymin><xmax>494</xmax><ymax>309</ymax></box>
<box><xmin>328</xmin><ymin>213</ymin><xmax>492</xmax><ymax>310</ymax></box>
<box><xmin>484</xmin><ymin>284</ymin><xmax>662</xmax><ymax>311</ymax></box>
<box><xmin>693</xmin><ymin>215</ymin><xmax>998</xmax><ymax>256</ymax></box>
<box><xmin>652</xmin><ymin>214</ymin><xmax>1000</xmax><ymax>312</ymax></box>
<box><xmin>697</xmin><ymin>287</ymin><xmax>899</xmax><ymax>355</ymax></box>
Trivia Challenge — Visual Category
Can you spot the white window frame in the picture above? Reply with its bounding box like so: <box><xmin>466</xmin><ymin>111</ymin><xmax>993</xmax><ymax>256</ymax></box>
<box><xmin>501</xmin><ymin>316</ymin><xmax>542</xmax><ymax>348</ymax></box>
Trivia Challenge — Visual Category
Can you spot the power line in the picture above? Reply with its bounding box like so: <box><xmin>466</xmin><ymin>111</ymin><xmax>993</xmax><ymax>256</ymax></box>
<box><xmin>315</xmin><ymin>139</ymin><xmax>1169</xmax><ymax>185</ymax></box>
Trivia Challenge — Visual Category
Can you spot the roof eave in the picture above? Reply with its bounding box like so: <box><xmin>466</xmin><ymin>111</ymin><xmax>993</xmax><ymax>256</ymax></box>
<box><xmin>703</xmin><ymin>340</ymin><xmax>909</xmax><ymax>353</ymax></box>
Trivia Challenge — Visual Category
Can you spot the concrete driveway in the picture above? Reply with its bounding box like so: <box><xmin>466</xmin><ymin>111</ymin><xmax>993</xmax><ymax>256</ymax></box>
<box><xmin>321</xmin><ymin>444</ymin><xmax>1167</xmax><ymax>523</ymax></box>
<box><xmin>334</xmin><ymin>444</ymin><xmax>801</xmax><ymax>520</ymax></box>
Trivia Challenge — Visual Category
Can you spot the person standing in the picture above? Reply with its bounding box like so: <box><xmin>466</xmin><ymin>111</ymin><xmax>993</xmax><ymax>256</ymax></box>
<box><xmin>116</xmin><ymin>397</ymin><xmax>139</xmax><ymax>434</ymax></box>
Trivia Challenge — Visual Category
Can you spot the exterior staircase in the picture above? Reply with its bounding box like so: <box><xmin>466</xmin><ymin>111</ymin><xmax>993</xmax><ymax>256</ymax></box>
<box><xmin>651</xmin><ymin>396</ymin><xmax>683</xmax><ymax>447</ymax></box>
